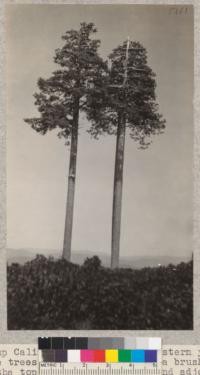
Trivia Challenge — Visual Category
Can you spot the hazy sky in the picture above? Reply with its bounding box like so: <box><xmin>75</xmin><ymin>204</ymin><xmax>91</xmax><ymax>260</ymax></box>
<box><xmin>7</xmin><ymin>4</ymin><xmax>193</xmax><ymax>259</ymax></box>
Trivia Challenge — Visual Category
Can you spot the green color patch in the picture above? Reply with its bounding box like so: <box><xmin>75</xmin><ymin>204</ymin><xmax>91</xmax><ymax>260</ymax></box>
<box><xmin>118</xmin><ymin>350</ymin><xmax>132</xmax><ymax>362</ymax></box>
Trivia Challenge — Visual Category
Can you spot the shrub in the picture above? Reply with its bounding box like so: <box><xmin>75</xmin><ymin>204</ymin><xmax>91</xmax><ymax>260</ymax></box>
<box><xmin>7</xmin><ymin>255</ymin><xmax>193</xmax><ymax>330</ymax></box>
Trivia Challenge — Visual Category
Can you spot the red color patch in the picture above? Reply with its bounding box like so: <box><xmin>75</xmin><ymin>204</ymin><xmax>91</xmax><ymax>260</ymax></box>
<box><xmin>93</xmin><ymin>350</ymin><xmax>105</xmax><ymax>362</ymax></box>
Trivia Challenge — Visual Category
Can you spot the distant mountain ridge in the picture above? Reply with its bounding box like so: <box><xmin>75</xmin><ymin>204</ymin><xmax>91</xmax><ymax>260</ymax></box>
<box><xmin>7</xmin><ymin>248</ymin><xmax>192</xmax><ymax>269</ymax></box>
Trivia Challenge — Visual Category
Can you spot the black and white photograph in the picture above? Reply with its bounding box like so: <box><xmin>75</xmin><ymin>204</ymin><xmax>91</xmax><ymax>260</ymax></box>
<box><xmin>6</xmin><ymin>4</ymin><xmax>193</xmax><ymax>330</ymax></box>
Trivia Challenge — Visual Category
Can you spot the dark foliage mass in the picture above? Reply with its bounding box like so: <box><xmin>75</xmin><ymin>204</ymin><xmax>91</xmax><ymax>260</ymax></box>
<box><xmin>24</xmin><ymin>22</ymin><xmax>107</xmax><ymax>141</ymax></box>
<box><xmin>7</xmin><ymin>256</ymin><xmax>193</xmax><ymax>330</ymax></box>
<box><xmin>87</xmin><ymin>40</ymin><xmax>166</xmax><ymax>149</ymax></box>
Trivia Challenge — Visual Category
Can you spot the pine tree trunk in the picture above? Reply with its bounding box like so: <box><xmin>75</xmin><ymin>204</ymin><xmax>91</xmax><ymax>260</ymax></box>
<box><xmin>62</xmin><ymin>97</ymin><xmax>79</xmax><ymax>261</ymax></box>
<box><xmin>111</xmin><ymin>112</ymin><xmax>126</xmax><ymax>268</ymax></box>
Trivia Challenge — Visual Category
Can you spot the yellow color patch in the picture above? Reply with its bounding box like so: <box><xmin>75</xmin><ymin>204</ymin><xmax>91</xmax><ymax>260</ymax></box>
<box><xmin>105</xmin><ymin>350</ymin><xmax>118</xmax><ymax>363</ymax></box>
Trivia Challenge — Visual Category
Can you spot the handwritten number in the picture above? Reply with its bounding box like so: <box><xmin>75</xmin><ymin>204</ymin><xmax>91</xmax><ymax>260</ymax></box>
<box><xmin>169</xmin><ymin>6</ymin><xmax>188</xmax><ymax>15</ymax></box>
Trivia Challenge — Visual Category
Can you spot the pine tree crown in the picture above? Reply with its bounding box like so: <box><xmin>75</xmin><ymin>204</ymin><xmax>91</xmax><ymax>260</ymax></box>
<box><xmin>24</xmin><ymin>22</ymin><xmax>107</xmax><ymax>142</ymax></box>
<box><xmin>87</xmin><ymin>39</ymin><xmax>166</xmax><ymax>148</ymax></box>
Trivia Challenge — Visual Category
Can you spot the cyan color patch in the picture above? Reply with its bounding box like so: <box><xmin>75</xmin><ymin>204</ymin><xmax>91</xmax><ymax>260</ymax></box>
<box><xmin>131</xmin><ymin>350</ymin><xmax>145</xmax><ymax>362</ymax></box>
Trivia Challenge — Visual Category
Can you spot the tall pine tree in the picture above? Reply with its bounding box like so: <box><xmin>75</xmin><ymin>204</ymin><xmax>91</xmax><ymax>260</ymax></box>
<box><xmin>25</xmin><ymin>22</ymin><xmax>106</xmax><ymax>261</ymax></box>
<box><xmin>87</xmin><ymin>39</ymin><xmax>166</xmax><ymax>268</ymax></box>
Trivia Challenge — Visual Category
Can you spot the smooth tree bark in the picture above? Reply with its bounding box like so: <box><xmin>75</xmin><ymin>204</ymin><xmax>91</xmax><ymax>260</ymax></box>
<box><xmin>63</xmin><ymin>96</ymin><xmax>79</xmax><ymax>260</ymax></box>
<box><xmin>25</xmin><ymin>23</ymin><xmax>106</xmax><ymax>261</ymax></box>
<box><xmin>111</xmin><ymin>112</ymin><xmax>126</xmax><ymax>268</ymax></box>
<box><xmin>87</xmin><ymin>40</ymin><xmax>166</xmax><ymax>268</ymax></box>
<box><xmin>111</xmin><ymin>40</ymin><xmax>129</xmax><ymax>268</ymax></box>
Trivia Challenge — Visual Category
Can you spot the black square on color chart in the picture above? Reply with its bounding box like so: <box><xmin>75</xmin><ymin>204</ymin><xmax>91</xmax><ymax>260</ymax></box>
<box><xmin>38</xmin><ymin>337</ymin><xmax>51</xmax><ymax>350</ymax></box>
<box><xmin>52</xmin><ymin>337</ymin><xmax>64</xmax><ymax>349</ymax></box>
<box><xmin>64</xmin><ymin>337</ymin><xmax>76</xmax><ymax>349</ymax></box>
<box><xmin>76</xmin><ymin>337</ymin><xmax>88</xmax><ymax>349</ymax></box>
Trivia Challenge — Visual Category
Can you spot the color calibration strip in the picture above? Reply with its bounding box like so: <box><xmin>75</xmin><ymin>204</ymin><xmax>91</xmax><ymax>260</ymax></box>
<box><xmin>38</xmin><ymin>337</ymin><xmax>161</xmax><ymax>364</ymax></box>
<box><xmin>39</xmin><ymin>349</ymin><xmax>158</xmax><ymax>363</ymax></box>
<box><xmin>38</xmin><ymin>337</ymin><xmax>161</xmax><ymax>350</ymax></box>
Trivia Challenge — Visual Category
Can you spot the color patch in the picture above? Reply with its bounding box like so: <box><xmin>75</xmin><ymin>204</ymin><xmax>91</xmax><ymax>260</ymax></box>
<box><xmin>76</xmin><ymin>338</ymin><xmax>88</xmax><ymax>349</ymax></box>
<box><xmin>118</xmin><ymin>350</ymin><xmax>132</xmax><ymax>362</ymax></box>
<box><xmin>145</xmin><ymin>350</ymin><xmax>157</xmax><ymax>363</ymax></box>
<box><xmin>124</xmin><ymin>337</ymin><xmax>136</xmax><ymax>349</ymax></box>
<box><xmin>93</xmin><ymin>350</ymin><xmax>105</xmax><ymax>362</ymax></box>
<box><xmin>64</xmin><ymin>337</ymin><xmax>76</xmax><ymax>349</ymax></box>
<box><xmin>52</xmin><ymin>337</ymin><xmax>63</xmax><ymax>349</ymax></box>
<box><xmin>136</xmin><ymin>338</ymin><xmax>149</xmax><ymax>349</ymax></box>
<box><xmin>42</xmin><ymin>350</ymin><xmax>54</xmax><ymax>362</ymax></box>
<box><xmin>38</xmin><ymin>337</ymin><xmax>51</xmax><ymax>350</ymax></box>
<box><xmin>68</xmin><ymin>350</ymin><xmax>81</xmax><ymax>363</ymax></box>
<box><xmin>110</xmin><ymin>338</ymin><xmax>124</xmax><ymax>349</ymax></box>
<box><xmin>55</xmin><ymin>350</ymin><xmax>67</xmax><ymax>362</ymax></box>
<box><xmin>88</xmin><ymin>338</ymin><xmax>102</xmax><ymax>349</ymax></box>
<box><xmin>105</xmin><ymin>350</ymin><xmax>118</xmax><ymax>363</ymax></box>
<box><xmin>99</xmin><ymin>338</ymin><xmax>114</xmax><ymax>349</ymax></box>
<box><xmin>148</xmin><ymin>338</ymin><xmax>161</xmax><ymax>349</ymax></box>
<box><xmin>132</xmin><ymin>350</ymin><xmax>145</xmax><ymax>363</ymax></box>
<box><xmin>81</xmin><ymin>350</ymin><xmax>94</xmax><ymax>362</ymax></box>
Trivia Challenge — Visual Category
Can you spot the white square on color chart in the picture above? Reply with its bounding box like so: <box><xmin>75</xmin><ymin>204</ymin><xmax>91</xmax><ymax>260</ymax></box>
<box><xmin>68</xmin><ymin>350</ymin><xmax>80</xmax><ymax>363</ymax></box>
<box><xmin>148</xmin><ymin>338</ymin><xmax>161</xmax><ymax>349</ymax></box>
<box><xmin>136</xmin><ymin>337</ymin><xmax>149</xmax><ymax>349</ymax></box>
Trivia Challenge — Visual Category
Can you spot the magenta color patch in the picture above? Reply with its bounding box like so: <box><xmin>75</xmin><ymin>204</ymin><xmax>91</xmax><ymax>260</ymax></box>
<box><xmin>81</xmin><ymin>350</ymin><xmax>94</xmax><ymax>362</ymax></box>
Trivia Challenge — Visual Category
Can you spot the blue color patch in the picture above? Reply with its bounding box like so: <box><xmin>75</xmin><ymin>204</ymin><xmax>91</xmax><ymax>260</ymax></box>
<box><xmin>131</xmin><ymin>350</ymin><xmax>145</xmax><ymax>362</ymax></box>
<box><xmin>145</xmin><ymin>350</ymin><xmax>157</xmax><ymax>363</ymax></box>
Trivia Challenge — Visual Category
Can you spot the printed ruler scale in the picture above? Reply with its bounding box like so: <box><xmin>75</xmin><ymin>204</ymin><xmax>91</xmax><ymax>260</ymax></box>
<box><xmin>39</xmin><ymin>363</ymin><xmax>161</xmax><ymax>375</ymax></box>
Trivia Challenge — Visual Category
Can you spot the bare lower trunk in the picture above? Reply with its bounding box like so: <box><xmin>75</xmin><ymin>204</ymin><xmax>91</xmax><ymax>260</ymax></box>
<box><xmin>62</xmin><ymin>98</ymin><xmax>79</xmax><ymax>261</ymax></box>
<box><xmin>111</xmin><ymin>113</ymin><xmax>126</xmax><ymax>268</ymax></box>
